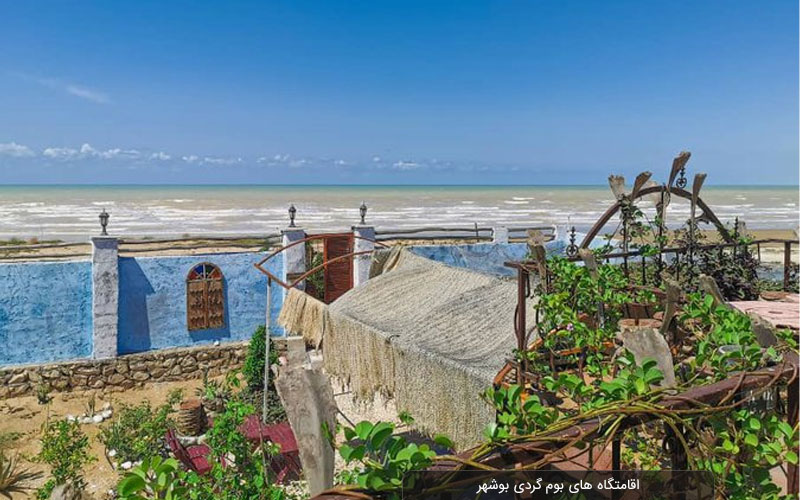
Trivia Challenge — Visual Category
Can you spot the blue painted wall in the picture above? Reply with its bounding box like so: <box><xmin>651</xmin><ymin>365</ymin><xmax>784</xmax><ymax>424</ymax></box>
<box><xmin>0</xmin><ymin>260</ymin><xmax>92</xmax><ymax>365</ymax></box>
<box><xmin>410</xmin><ymin>239</ymin><xmax>570</xmax><ymax>277</ymax></box>
<box><xmin>118</xmin><ymin>252</ymin><xmax>283</xmax><ymax>355</ymax></box>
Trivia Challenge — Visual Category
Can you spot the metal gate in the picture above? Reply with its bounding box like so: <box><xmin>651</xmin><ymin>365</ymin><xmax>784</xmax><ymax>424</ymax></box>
<box><xmin>322</xmin><ymin>232</ymin><xmax>354</xmax><ymax>303</ymax></box>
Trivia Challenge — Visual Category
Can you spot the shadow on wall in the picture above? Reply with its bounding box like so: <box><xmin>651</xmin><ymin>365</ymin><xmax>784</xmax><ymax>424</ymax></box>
<box><xmin>118</xmin><ymin>258</ymin><xmax>154</xmax><ymax>353</ymax></box>
<box><xmin>118</xmin><ymin>258</ymin><xmax>233</xmax><ymax>354</ymax></box>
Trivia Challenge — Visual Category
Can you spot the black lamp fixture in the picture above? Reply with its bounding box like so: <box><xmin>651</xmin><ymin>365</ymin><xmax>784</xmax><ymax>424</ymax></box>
<box><xmin>99</xmin><ymin>208</ymin><xmax>109</xmax><ymax>236</ymax></box>
<box><xmin>288</xmin><ymin>204</ymin><xmax>297</xmax><ymax>228</ymax></box>
<box><xmin>359</xmin><ymin>201</ymin><xmax>368</xmax><ymax>225</ymax></box>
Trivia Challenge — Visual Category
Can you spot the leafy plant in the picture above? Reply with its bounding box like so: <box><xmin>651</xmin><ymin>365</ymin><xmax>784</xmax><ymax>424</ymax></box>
<box><xmin>0</xmin><ymin>450</ymin><xmax>39</xmax><ymax>498</ymax></box>
<box><xmin>35</xmin><ymin>383</ymin><xmax>51</xmax><ymax>406</ymax></box>
<box><xmin>35</xmin><ymin>419</ymin><xmax>95</xmax><ymax>500</ymax></box>
<box><xmin>116</xmin><ymin>456</ymin><xmax>186</xmax><ymax>500</ymax></box>
<box><xmin>335</xmin><ymin>419</ymin><xmax>447</xmax><ymax>497</ymax></box>
<box><xmin>98</xmin><ymin>400</ymin><xmax>175</xmax><ymax>463</ymax></box>
<box><xmin>243</xmin><ymin>325</ymin><xmax>281</xmax><ymax>392</ymax></box>
<box><xmin>182</xmin><ymin>401</ymin><xmax>284</xmax><ymax>500</ymax></box>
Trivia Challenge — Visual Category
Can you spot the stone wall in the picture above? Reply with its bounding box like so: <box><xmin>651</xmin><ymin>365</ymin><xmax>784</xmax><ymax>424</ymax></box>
<box><xmin>0</xmin><ymin>341</ymin><xmax>249</xmax><ymax>399</ymax></box>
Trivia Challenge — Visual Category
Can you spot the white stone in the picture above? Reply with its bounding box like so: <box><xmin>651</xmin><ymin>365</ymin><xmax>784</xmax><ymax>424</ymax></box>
<box><xmin>80</xmin><ymin>416</ymin><xmax>93</xmax><ymax>425</ymax></box>
<box><xmin>213</xmin><ymin>341</ymin><xmax>220</xmax><ymax>346</ymax></box>
<box><xmin>120</xmin><ymin>461</ymin><xmax>132</xmax><ymax>470</ymax></box>
<box><xmin>92</xmin><ymin>414</ymin><xmax>104</xmax><ymax>424</ymax></box>
<box><xmin>108</xmin><ymin>449</ymin><xmax>117</xmax><ymax>458</ymax></box>
<box><xmin>66</xmin><ymin>414</ymin><xmax>75</xmax><ymax>422</ymax></box>
<box><xmin>101</xmin><ymin>409</ymin><xmax>112</xmax><ymax>419</ymax></box>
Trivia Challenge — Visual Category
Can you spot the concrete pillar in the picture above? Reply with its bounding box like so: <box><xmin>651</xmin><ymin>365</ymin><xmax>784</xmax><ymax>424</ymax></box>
<box><xmin>281</xmin><ymin>228</ymin><xmax>307</xmax><ymax>295</ymax></box>
<box><xmin>493</xmin><ymin>226</ymin><xmax>509</xmax><ymax>244</ymax></box>
<box><xmin>352</xmin><ymin>225</ymin><xmax>375</xmax><ymax>287</ymax></box>
<box><xmin>91</xmin><ymin>237</ymin><xmax>119</xmax><ymax>359</ymax></box>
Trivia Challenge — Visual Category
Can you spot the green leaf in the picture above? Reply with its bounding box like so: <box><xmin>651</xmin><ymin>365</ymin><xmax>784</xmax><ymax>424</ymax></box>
<box><xmin>786</xmin><ymin>451</ymin><xmax>798</xmax><ymax>465</ymax></box>
<box><xmin>434</xmin><ymin>435</ymin><xmax>455</xmax><ymax>450</ymax></box>
<box><xmin>744</xmin><ymin>433</ymin><xmax>759</xmax><ymax>447</ymax></box>
<box><xmin>118</xmin><ymin>474</ymin><xmax>146</xmax><ymax>496</ymax></box>
<box><xmin>369</xmin><ymin>422</ymin><xmax>394</xmax><ymax>448</ymax></box>
<box><xmin>747</xmin><ymin>417</ymin><xmax>762</xmax><ymax>431</ymax></box>
<box><xmin>354</xmin><ymin>421</ymin><xmax>374</xmax><ymax>441</ymax></box>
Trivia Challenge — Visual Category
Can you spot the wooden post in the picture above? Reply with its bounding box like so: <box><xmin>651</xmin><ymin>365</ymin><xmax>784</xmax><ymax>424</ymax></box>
<box><xmin>784</xmin><ymin>241</ymin><xmax>792</xmax><ymax>291</ymax></box>
<box><xmin>516</xmin><ymin>267</ymin><xmax>528</xmax><ymax>383</ymax></box>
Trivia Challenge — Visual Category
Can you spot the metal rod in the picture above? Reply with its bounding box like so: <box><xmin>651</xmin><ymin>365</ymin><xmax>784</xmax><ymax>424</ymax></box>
<box><xmin>262</xmin><ymin>277</ymin><xmax>272</xmax><ymax>424</ymax></box>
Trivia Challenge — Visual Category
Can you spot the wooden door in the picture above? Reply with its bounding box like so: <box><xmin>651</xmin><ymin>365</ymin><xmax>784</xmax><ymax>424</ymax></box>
<box><xmin>323</xmin><ymin>233</ymin><xmax>354</xmax><ymax>303</ymax></box>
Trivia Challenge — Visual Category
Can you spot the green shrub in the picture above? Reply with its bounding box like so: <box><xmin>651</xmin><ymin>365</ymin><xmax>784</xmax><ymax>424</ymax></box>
<box><xmin>98</xmin><ymin>400</ymin><xmax>175</xmax><ymax>463</ymax></box>
<box><xmin>35</xmin><ymin>420</ymin><xmax>95</xmax><ymax>500</ymax></box>
<box><xmin>243</xmin><ymin>325</ymin><xmax>280</xmax><ymax>392</ymax></box>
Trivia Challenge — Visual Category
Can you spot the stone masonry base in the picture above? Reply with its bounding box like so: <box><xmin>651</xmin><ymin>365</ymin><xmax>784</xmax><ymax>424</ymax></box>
<box><xmin>0</xmin><ymin>342</ymin><xmax>250</xmax><ymax>399</ymax></box>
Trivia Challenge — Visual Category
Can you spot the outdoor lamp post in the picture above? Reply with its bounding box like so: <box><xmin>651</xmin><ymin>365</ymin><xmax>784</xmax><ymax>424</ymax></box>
<box><xmin>359</xmin><ymin>201</ymin><xmax>367</xmax><ymax>225</ymax></box>
<box><xmin>99</xmin><ymin>208</ymin><xmax>109</xmax><ymax>235</ymax></box>
<box><xmin>288</xmin><ymin>204</ymin><xmax>297</xmax><ymax>228</ymax></box>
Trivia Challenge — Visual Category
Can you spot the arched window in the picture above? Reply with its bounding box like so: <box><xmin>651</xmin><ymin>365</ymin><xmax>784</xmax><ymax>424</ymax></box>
<box><xmin>186</xmin><ymin>263</ymin><xmax>225</xmax><ymax>331</ymax></box>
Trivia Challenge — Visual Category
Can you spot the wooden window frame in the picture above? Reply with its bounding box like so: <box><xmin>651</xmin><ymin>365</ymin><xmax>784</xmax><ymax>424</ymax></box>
<box><xmin>186</xmin><ymin>262</ymin><xmax>226</xmax><ymax>331</ymax></box>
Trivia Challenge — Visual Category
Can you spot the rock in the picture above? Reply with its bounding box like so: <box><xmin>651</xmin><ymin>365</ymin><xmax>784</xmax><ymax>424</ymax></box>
<box><xmin>102</xmin><ymin>401</ymin><xmax>112</xmax><ymax>410</ymax></box>
<box><xmin>8</xmin><ymin>372</ymin><xmax>28</xmax><ymax>385</ymax></box>
<box><xmin>621</xmin><ymin>326</ymin><xmax>677</xmax><ymax>388</ymax></box>
<box><xmin>213</xmin><ymin>340</ymin><xmax>220</xmax><ymax>346</ymax></box>
<box><xmin>101</xmin><ymin>409</ymin><xmax>112</xmax><ymax>419</ymax></box>
<box><xmin>180</xmin><ymin>356</ymin><xmax>197</xmax><ymax>368</ymax></box>
<box><xmin>108</xmin><ymin>373</ymin><xmax>127</xmax><ymax>385</ymax></box>
<box><xmin>169</xmin><ymin>366</ymin><xmax>182</xmax><ymax>376</ymax></box>
<box><xmin>108</xmin><ymin>449</ymin><xmax>117</xmax><ymax>458</ymax></box>
<box><xmin>90</xmin><ymin>379</ymin><xmax>105</xmax><ymax>389</ymax></box>
<box><xmin>66</xmin><ymin>414</ymin><xmax>75</xmax><ymax>422</ymax></box>
<box><xmin>92</xmin><ymin>414</ymin><xmax>104</xmax><ymax>424</ymax></box>
<box><xmin>115</xmin><ymin>362</ymin><xmax>129</xmax><ymax>374</ymax></box>
<box><xmin>51</xmin><ymin>379</ymin><xmax>70</xmax><ymax>391</ymax></box>
<box><xmin>79</xmin><ymin>416</ymin><xmax>93</xmax><ymax>425</ymax></box>
<box><xmin>120</xmin><ymin>461</ymin><xmax>133</xmax><ymax>470</ymax></box>
<box><xmin>43</xmin><ymin>369</ymin><xmax>61</xmax><ymax>379</ymax></box>
<box><xmin>49</xmin><ymin>482</ymin><xmax>92</xmax><ymax>500</ymax></box>
<box><xmin>131</xmin><ymin>371</ymin><xmax>150</xmax><ymax>381</ymax></box>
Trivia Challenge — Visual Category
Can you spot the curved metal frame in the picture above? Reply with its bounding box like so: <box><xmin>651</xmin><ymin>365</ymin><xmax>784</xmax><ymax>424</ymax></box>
<box><xmin>579</xmin><ymin>185</ymin><xmax>733</xmax><ymax>249</ymax></box>
<box><xmin>253</xmin><ymin>233</ymin><xmax>389</xmax><ymax>290</ymax></box>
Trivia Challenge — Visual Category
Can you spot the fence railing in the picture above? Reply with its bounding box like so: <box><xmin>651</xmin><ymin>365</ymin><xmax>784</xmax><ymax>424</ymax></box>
<box><xmin>0</xmin><ymin>224</ymin><xmax>558</xmax><ymax>261</ymax></box>
<box><xmin>375</xmin><ymin>224</ymin><xmax>556</xmax><ymax>242</ymax></box>
<box><xmin>567</xmin><ymin>237</ymin><xmax>798</xmax><ymax>291</ymax></box>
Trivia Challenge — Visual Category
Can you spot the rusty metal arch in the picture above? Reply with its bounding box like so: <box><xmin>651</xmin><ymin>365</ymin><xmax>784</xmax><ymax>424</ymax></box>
<box><xmin>579</xmin><ymin>185</ymin><xmax>733</xmax><ymax>249</ymax></box>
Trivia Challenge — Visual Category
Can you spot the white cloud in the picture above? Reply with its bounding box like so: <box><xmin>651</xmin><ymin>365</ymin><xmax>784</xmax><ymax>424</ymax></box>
<box><xmin>43</xmin><ymin>146</ymin><xmax>80</xmax><ymax>159</ymax></box>
<box><xmin>150</xmin><ymin>152</ymin><xmax>171</xmax><ymax>161</ymax></box>
<box><xmin>43</xmin><ymin>143</ymin><xmax>141</xmax><ymax>161</ymax></box>
<box><xmin>65</xmin><ymin>85</ymin><xmax>110</xmax><ymax>104</ymax></box>
<box><xmin>181</xmin><ymin>154</ymin><xmax>241</xmax><ymax>166</ymax></box>
<box><xmin>393</xmin><ymin>160</ymin><xmax>421</xmax><ymax>170</ymax></box>
<box><xmin>0</xmin><ymin>142</ymin><xmax>36</xmax><ymax>157</ymax></box>
<box><xmin>202</xmin><ymin>156</ymin><xmax>241</xmax><ymax>166</ymax></box>
<box><xmin>11</xmin><ymin>72</ymin><xmax>110</xmax><ymax>104</ymax></box>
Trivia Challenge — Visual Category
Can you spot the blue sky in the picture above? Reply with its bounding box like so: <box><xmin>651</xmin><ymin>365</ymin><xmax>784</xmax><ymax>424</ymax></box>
<box><xmin>0</xmin><ymin>1</ymin><xmax>797</xmax><ymax>185</ymax></box>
